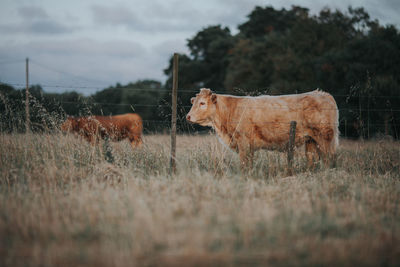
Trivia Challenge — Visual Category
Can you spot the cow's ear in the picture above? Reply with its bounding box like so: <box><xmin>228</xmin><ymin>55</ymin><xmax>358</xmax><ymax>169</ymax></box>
<box><xmin>191</xmin><ymin>97</ymin><xmax>195</xmax><ymax>104</ymax></box>
<box><xmin>211</xmin><ymin>94</ymin><xmax>217</xmax><ymax>104</ymax></box>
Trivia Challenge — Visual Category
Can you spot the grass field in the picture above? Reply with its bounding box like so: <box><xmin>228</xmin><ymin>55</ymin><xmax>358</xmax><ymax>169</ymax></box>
<box><xmin>0</xmin><ymin>133</ymin><xmax>399</xmax><ymax>266</ymax></box>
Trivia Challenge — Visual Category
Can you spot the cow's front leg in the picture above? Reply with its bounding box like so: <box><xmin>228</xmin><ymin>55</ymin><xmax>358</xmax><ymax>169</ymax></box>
<box><xmin>322</xmin><ymin>151</ymin><xmax>337</xmax><ymax>168</ymax></box>
<box><xmin>129</xmin><ymin>136</ymin><xmax>142</xmax><ymax>149</ymax></box>
<box><xmin>305</xmin><ymin>138</ymin><xmax>320</xmax><ymax>170</ymax></box>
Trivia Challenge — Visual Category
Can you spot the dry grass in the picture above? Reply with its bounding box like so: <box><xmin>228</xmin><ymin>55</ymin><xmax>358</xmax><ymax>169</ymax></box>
<box><xmin>0</xmin><ymin>133</ymin><xmax>399</xmax><ymax>266</ymax></box>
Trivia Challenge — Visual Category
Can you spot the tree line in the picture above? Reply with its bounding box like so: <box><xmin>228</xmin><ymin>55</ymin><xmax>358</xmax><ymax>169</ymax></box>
<box><xmin>1</xmin><ymin>5</ymin><xmax>400</xmax><ymax>138</ymax></box>
<box><xmin>0</xmin><ymin>80</ymin><xmax>168</xmax><ymax>133</ymax></box>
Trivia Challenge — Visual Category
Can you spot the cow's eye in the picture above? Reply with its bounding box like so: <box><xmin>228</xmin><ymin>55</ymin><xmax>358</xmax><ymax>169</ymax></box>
<box><xmin>200</xmin><ymin>102</ymin><xmax>205</xmax><ymax>106</ymax></box>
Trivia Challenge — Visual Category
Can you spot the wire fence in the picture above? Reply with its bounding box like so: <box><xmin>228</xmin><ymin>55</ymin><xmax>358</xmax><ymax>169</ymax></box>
<box><xmin>1</xmin><ymin>57</ymin><xmax>400</xmax><ymax>139</ymax></box>
<box><xmin>3</xmin><ymin>81</ymin><xmax>400</xmax><ymax>98</ymax></box>
<box><xmin>1</xmin><ymin>83</ymin><xmax>400</xmax><ymax>138</ymax></box>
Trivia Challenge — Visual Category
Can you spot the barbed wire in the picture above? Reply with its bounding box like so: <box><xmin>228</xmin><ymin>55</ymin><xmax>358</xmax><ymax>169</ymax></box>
<box><xmin>2</xmin><ymin>81</ymin><xmax>400</xmax><ymax>99</ymax></box>
<box><xmin>59</xmin><ymin>101</ymin><xmax>170</xmax><ymax>108</ymax></box>
<box><xmin>1</xmin><ymin>92</ymin><xmax>399</xmax><ymax>112</ymax></box>
<box><xmin>0</xmin><ymin>59</ymin><xmax>25</xmax><ymax>65</ymax></box>
<box><xmin>58</xmin><ymin>116</ymin><xmax>399</xmax><ymax>127</ymax></box>
<box><xmin>53</xmin><ymin>100</ymin><xmax>400</xmax><ymax>112</ymax></box>
<box><xmin>0</xmin><ymin>82</ymin><xmax>169</xmax><ymax>92</ymax></box>
<box><xmin>29</xmin><ymin>60</ymin><xmax>115</xmax><ymax>86</ymax></box>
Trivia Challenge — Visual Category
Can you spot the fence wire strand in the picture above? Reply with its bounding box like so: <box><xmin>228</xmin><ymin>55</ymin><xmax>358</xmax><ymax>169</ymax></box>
<box><xmin>1</xmin><ymin>81</ymin><xmax>400</xmax><ymax>137</ymax></box>
<box><xmin>2</xmin><ymin>81</ymin><xmax>400</xmax><ymax>99</ymax></box>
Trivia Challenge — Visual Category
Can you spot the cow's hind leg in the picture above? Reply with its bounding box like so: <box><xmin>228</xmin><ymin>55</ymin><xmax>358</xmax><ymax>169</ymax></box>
<box><xmin>314</xmin><ymin>126</ymin><xmax>338</xmax><ymax>168</ymax></box>
<box><xmin>320</xmin><ymin>144</ymin><xmax>337</xmax><ymax>168</ymax></box>
<box><xmin>84</xmin><ymin>133</ymin><xmax>97</xmax><ymax>145</ymax></box>
<box><xmin>309</xmin><ymin>139</ymin><xmax>337</xmax><ymax>169</ymax></box>
<box><xmin>305</xmin><ymin>137</ymin><xmax>320</xmax><ymax>170</ymax></box>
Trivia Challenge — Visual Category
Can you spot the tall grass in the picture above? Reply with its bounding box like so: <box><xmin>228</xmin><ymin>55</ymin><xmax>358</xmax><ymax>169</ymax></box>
<box><xmin>0</xmin><ymin>132</ymin><xmax>399</xmax><ymax>266</ymax></box>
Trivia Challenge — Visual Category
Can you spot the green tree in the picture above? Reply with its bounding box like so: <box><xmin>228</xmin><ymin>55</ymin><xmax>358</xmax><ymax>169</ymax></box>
<box><xmin>164</xmin><ymin>25</ymin><xmax>234</xmax><ymax>91</ymax></box>
<box><xmin>238</xmin><ymin>6</ymin><xmax>309</xmax><ymax>38</ymax></box>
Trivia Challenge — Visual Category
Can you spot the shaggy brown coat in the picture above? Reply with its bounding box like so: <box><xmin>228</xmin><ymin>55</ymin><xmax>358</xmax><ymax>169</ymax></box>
<box><xmin>186</xmin><ymin>88</ymin><xmax>339</xmax><ymax>168</ymax></box>
<box><xmin>61</xmin><ymin>113</ymin><xmax>143</xmax><ymax>148</ymax></box>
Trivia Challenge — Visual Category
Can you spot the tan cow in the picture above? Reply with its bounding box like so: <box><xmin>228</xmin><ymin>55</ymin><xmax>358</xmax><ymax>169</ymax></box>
<box><xmin>186</xmin><ymin>88</ymin><xmax>339</xmax><ymax>169</ymax></box>
<box><xmin>61</xmin><ymin>113</ymin><xmax>143</xmax><ymax>149</ymax></box>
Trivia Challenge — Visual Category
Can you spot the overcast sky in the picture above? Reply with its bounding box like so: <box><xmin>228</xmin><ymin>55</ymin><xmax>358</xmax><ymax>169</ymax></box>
<box><xmin>0</xmin><ymin>0</ymin><xmax>399</xmax><ymax>94</ymax></box>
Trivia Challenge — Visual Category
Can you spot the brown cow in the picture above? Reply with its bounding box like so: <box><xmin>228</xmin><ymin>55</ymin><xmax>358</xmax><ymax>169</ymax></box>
<box><xmin>61</xmin><ymin>113</ymin><xmax>143</xmax><ymax>149</ymax></box>
<box><xmin>186</xmin><ymin>88</ymin><xmax>339</xmax><ymax>169</ymax></box>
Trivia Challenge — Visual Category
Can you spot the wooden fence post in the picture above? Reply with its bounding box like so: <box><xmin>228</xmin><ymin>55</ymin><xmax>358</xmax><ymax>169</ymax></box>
<box><xmin>25</xmin><ymin>57</ymin><xmax>30</xmax><ymax>133</ymax></box>
<box><xmin>103</xmin><ymin>137</ymin><xmax>114</xmax><ymax>163</ymax></box>
<box><xmin>287</xmin><ymin>121</ymin><xmax>297</xmax><ymax>175</ymax></box>
<box><xmin>170</xmin><ymin>53</ymin><xmax>179</xmax><ymax>174</ymax></box>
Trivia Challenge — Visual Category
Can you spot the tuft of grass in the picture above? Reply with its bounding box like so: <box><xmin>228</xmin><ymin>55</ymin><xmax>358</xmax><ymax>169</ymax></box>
<box><xmin>0</xmin><ymin>133</ymin><xmax>399</xmax><ymax>267</ymax></box>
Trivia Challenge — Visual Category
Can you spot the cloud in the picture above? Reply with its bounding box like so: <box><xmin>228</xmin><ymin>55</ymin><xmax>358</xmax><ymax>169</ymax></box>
<box><xmin>362</xmin><ymin>0</ymin><xmax>400</xmax><ymax>26</ymax></box>
<box><xmin>91</xmin><ymin>4</ymin><xmax>139</xmax><ymax>27</ymax></box>
<box><xmin>152</xmin><ymin>39</ymin><xmax>189</xmax><ymax>59</ymax></box>
<box><xmin>0</xmin><ymin>20</ymin><xmax>74</xmax><ymax>35</ymax></box>
<box><xmin>17</xmin><ymin>6</ymin><xmax>49</xmax><ymax>20</ymax></box>
<box><xmin>0</xmin><ymin>5</ymin><xmax>76</xmax><ymax>35</ymax></box>
<box><xmin>9</xmin><ymin>38</ymin><xmax>147</xmax><ymax>60</ymax></box>
<box><xmin>90</xmin><ymin>3</ymin><xmax>215</xmax><ymax>33</ymax></box>
<box><xmin>30</xmin><ymin>20</ymin><xmax>74</xmax><ymax>34</ymax></box>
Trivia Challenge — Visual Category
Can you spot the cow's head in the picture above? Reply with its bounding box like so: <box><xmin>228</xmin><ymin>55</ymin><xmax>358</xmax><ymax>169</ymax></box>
<box><xmin>60</xmin><ymin>117</ymin><xmax>78</xmax><ymax>133</ymax></box>
<box><xmin>186</xmin><ymin>88</ymin><xmax>217</xmax><ymax>126</ymax></box>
